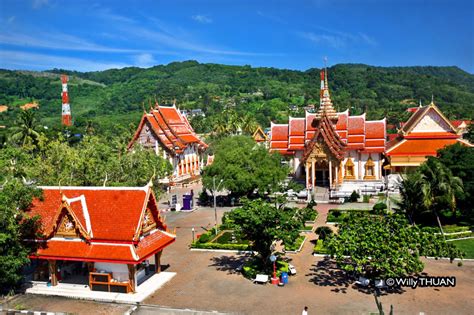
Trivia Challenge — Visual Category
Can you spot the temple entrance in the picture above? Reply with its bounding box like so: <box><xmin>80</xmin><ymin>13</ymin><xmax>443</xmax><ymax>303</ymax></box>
<box><xmin>315</xmin><ymin>169</ymin><xmax>330</xmax><ymax>187</ymax></box>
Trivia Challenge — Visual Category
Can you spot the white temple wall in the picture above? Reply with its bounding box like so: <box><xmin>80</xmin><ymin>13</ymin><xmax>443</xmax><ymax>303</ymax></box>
<box><xmin>94</xmin><ymin>262</ymin><xmax>129</xmax><ymax>282</ymax></box>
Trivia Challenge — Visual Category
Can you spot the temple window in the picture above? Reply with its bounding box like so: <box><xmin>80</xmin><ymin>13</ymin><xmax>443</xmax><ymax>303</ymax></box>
<box><xmin>344</xmin><ymin>158</ymin><xmax>355</xmax><ymax>179</ymax></box>
<box><xmin>364</xmin><ymin>156</ymin><xmax>376</xmax><ymax>179</ymax></box>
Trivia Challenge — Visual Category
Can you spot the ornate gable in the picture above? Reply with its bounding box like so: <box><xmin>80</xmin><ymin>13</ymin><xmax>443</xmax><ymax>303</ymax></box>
<box><xmin>411</xmin><ymin>108</ymin><xmax>454</xmax><ymax>134</ymax></box>
<box><xmin>52</xmin><ymin>204</ymin><xmax>90</xmax><ymax>240</ymax></box>
<box><xmin>141</xmin><ymin>208</ymin><xmax>157</xmax><ymax>235</ymax></box>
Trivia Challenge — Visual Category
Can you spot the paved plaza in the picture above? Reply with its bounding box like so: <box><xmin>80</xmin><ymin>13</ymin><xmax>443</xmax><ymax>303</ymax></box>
<box><xmin>3</xmin><ymin>183</ymin><xmax>474</xmax><ymax>314</ymax></box>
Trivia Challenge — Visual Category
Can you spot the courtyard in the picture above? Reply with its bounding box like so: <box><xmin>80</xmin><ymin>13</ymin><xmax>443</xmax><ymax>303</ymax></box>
<box><xmin>2</xmin><ymin>182</ymin><xmax>474</xmax><ymax>315</ymax></box>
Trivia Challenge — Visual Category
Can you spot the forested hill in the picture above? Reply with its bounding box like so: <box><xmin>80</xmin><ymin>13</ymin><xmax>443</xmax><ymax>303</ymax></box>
<box><xmin>1</xmin><ymin>61</ymin><xmax>473</xmax><ymax>135</ymax></box>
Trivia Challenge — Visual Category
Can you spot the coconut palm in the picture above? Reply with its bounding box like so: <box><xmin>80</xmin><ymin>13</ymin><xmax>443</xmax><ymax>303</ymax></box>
<box><xmin>417</xmin><ymin>157</ymin><xmax>463</xmax><ymax>238</ymax></box>
<box><xmin>396</xmin><ymin>172</ymin><xmax>426</xmax><ymax>225</ymax></box>
<box><xmin>9</xmin><ymin>109</ymin><xmax>41</xmax><ymax>148</ymax></box>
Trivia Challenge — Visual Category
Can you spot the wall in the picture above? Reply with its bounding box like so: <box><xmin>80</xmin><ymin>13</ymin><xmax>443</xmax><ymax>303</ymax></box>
<box><xmin>94</xmin><ymin>262</ymin><xmax>129</xmax><ymax>282</ymax></box>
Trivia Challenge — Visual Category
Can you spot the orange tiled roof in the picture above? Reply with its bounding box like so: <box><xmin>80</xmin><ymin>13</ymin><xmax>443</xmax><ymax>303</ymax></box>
<box><xmin>20</xmin><ymin>102</ymin><xmax>39</xmax><ymax>110</ymax></box>
<box><xmin>386</xmin><ymin>138</ymin><xmax>462</xmax><ymax>156</ymax></box>
<box><xmin>27</xmin><ymin>186</ymin><xmax>175</xmax><ymax>264</ymax></box>
<box><xmin>0</xmin><ymin>105</ymin><xmax>8</xmax><ymax>113</ymax></box>
<box><xmin>129</xmin><ymin>104</ymin><xmax>207</xmax><ymax>154</ymax></box>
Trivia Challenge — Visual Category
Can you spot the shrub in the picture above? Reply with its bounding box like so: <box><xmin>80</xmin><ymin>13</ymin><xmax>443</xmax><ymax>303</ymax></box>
<box><xmin>315</xmin><ymin>226</ymin><xmax>333</xmax><ymax>240</ymax></box>
<box><xmin>192</xmin><ymin>242</ymin><xmax>251</xmax><ymax>250</ymax></box>
<box><xmin>363</xmin><ymin>195</ymin><xmax>370</xmax><ymax>203</ymax></box>
<box><xmin>198</xmin><ymin>232</ymin><xmax>212</xmax><ymax>243</ymax></box>
<box><xmin>301</xmin><ymin>206</ymin><xmax>318</xmax><ymax>222</ymax></box>
<box><xmin>307</xmin><ymin>199</ymin><xmax>317</xmax><ymax>208</ymax></box>
<box><xmin>349</xmin><ymin>190</ymin><xmax>360</xmax><ymax>202</ymax></box>
<box><xmin>285</xmin><ymin>235</ymin><xmax>306</xmax><ymax>251</ymax></box>
<box><xmin>313</xmin><ymin>239</ymin><xmax>328</xmax><ymax>254</ymax></box>
<box><xmin>372</xmin><ymin>202</ymin><xmax>388</xmax><ymax>214</ymax></box>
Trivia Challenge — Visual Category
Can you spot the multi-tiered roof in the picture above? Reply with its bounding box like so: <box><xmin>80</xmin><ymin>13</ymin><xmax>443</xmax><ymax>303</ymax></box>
<box><xmin>270</xmin><ymin>68</ymin><xmax>386</xmax><ymax>155</ymax></box>
<box><xmin>129</xmin><ymin>103</ymin><xmax>207</xmax><ymax>154</ymax></box>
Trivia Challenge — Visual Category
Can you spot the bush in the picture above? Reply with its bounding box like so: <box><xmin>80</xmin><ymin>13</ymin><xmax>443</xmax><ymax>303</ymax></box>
<box><xmin>285</xmin><ymin>235</ymin><xmax>306</xmax><ymax>251</ymax></box>
<box><xmin>198</xmin><ymin>191</ymin><xmax>210</xmax><ymax>206</ymax></box>
<box><xmin>313</xmin><ymin>239</ymin><xmax>329</xmax><ymax>254</ymax></box>
<box><xmin>372</xmin><ymin>202</ymin><xmax>388</xmax><ymax>214</ymax></box>
<box><xmin>301</xmin><ymin>206</ymin><xmax>318</xmax><ymax>222</ymax></box>
<box><xmin>191</xmin><ymin>242</ymin><xmax>251</xmax><ymax>250</ymax></box>
<box><xmin>198</xmin><ymin>232</ymin><xmax>212</xmax><ymax>243</ymax></box>
<box><xmin>363</xmin><ymin>195</ymin><xmax>370</xmax><ymax>203</ymax></box>
<box><xmin>315</xmin><ymin>226</ymin><xmax>333</xmax><ymax>240</ymax></box>
<box><xmin>349</xmin><ymin>190</ymin><xmax>360</xmax><ymax>202</ymax></box>
<box><xmin>307</xmin><ymin>199</ymin><xmax>317</xmax><ymax>208</ymax></box>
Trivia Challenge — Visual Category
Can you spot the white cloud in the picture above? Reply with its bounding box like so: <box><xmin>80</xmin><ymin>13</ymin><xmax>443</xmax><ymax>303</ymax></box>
<box><xmin>299</xmin><ymin>32</ymin><xmax>346</xmax><ymax>49</ymax></box>
<box><xmin>192</xmin><ymin>15</ymin><xmax>213</xmax><ymax>24</ymax></box>
<box><xmin>133</xmin><ymin>53</ymin><xmax>156</xmax><ymax>67</ymax></box>
<box><xmin>32</xmin><ymin>0</ymin><xmax>50</xmax><ymax>9</ymax></box>
<box><xmin>358</xmin><ymin>32</ymin><xmax>377</xmax><ymax>46</ymax></box>
<box><xmin>7</xmin><ymin>16</ymin><xmax>15</xmax><ymax>24</ymax></box>
<box><xmin>0</xmin><ymin>31</ymin><xmax>139</xmax><ymax>53</ymax></box>
<box><xmin>0</xmin><ymin>50</ymin><xmax>130</xmax><ymax>71</ymax></box>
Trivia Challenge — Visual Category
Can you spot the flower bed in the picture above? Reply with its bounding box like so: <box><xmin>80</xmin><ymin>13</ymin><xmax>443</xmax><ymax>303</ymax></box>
<box><xmin>285</xmin><ymin>235</ymin><xmax>306</xmax><ymax>252</ymax></box>
<box><xmin>191</xmin><ymin>229</ymin><xmax>251</xmax><ymax>250</ymax></box>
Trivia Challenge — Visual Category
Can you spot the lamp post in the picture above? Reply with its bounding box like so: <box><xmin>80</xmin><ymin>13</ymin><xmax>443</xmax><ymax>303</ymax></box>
<box><xmin>213</xmin><ymin>176</ymin><xmax>224</xmax><ymax>235</ymax></box>
<box><xmin>192</xmin><ymin>227</ymin><xmax>195</xmax><ymax>243</ymax></box>
<box><xmin>269</xmin><ymin>255</ymin><xmax>279</xmax><ymax>285</ymax></box>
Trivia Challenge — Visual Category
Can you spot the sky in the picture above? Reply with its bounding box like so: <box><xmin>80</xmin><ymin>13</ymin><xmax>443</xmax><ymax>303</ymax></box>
<box><xmin>0</xmin><ymin>0</ymin><xmax>473</xmax><ymax>73</ymax></box>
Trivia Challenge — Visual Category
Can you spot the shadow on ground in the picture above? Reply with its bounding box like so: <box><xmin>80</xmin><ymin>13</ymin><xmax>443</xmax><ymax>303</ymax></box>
<box><xmin>209</xmin><ymin>255</ymin><xmax>253</xmax><ymax>274</ymax></box>
<box><xmin>307</xmin><ymin>257</ymin><xmax>406</xmax><ymax>296</ymax></box>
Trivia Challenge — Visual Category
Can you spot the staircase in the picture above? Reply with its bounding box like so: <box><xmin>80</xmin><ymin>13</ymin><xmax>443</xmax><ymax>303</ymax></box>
<box><xmin>313</xmin><ymin>186</ymin><xmax>329</xmax><ymax>202</ymax></box>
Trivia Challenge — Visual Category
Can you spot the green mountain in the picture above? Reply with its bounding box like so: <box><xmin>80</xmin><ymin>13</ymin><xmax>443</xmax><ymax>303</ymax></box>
<box><xmin>1</xmin><ymin>61</ymin><xmax>473</xmax><ymax>135</ymax></box>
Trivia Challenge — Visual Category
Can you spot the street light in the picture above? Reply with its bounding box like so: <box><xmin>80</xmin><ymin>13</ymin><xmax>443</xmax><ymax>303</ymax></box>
<box><xmin>192</xmin><ymin>227</ymin><xmax>195</xmax><ymax>243</ymax></box>
<box><xmin>213</xmin><ymin>176</ymin><xmax>224</xmax><ymax>235</ymax></box>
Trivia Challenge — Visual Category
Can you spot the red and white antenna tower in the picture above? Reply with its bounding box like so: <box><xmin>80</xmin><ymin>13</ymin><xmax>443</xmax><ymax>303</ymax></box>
<box><xmin>61</xmin><ymin>75</ymin><xmax>72</xmax><ymax>126</ymax></box>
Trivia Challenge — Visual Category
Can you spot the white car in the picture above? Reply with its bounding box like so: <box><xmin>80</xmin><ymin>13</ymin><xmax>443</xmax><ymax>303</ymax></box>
<box><xmin>288</xmin><ymin>264</ymin><xmax>297</xmax><ymax>275</ymax></box>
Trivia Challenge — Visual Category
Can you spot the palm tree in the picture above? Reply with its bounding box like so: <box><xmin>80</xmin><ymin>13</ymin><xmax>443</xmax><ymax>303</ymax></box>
<box><xmin>396</xmin><ymin>173</ymin><xmax>426</xmax><ymax>225</ymax></box>
<box><xmin>417</xmin><ymin>158</ymin><xmax>463</xmax><ymax>239</ymax></box>
<box><xmin>9</xmin><ymin>109</ymin><xmax>41</xmax><ymax>147</ymax></box>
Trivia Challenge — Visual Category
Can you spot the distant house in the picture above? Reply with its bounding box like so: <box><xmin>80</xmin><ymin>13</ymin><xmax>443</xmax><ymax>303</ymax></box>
<box><xmin>20</xmin><ymin>101</ymin><xmax>39</xmax><ymax>110</ymax></box>
<box><xmin>252</xmin><ymin>126</ymin><xmax>268</xmax><ymax>145</ymax></box>
<box><xmin>0</xmin><ymin>105</ymin><xmax>8</xmax><ymax>113</ymax></box>
<box><xmin>190</xmin><ymin>109</ymin><xmax>205</xmax><ymax>117</ymax></box>
<box><xmin>128</xmin><ymin>103</ymin><xmax>208</xmax><ymax>183</ymax></box>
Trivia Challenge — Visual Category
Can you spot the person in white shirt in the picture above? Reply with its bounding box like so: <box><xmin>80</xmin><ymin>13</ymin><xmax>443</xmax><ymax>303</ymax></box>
<box><xmin>302</xmin><ymin>306</ymin><xmax>308</xmax><ymax>315</ymax></box>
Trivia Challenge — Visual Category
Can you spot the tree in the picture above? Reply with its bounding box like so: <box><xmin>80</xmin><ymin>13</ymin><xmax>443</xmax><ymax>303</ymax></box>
<box><xmin>9</xmin><ymin>109</ymin><xmax>41</xmax><ymax>148</ymax></box>
<box><xmin>326</xmin><ymin>213</ymin><xmax>462</xmax><ymax>278</ymax></box>
<box><xmin>202</xmin><ymin>136</ymin><xmax>288</xmax><ymax>198</ymax></box>
<box><xmin>395</xmin><ymin>172</ymin><xmax>426</xmax><ymax>224</ymax></box>
<box><xmin>0</xmin><ymin>178</ymin><xmax>43</xmax><ymax>293</ymax></box>
<box><xmin>436</xmin><ymin>143</ymin><xmax>474</xmax><ymax>219</ymax></box>
<box><xmin>228</xmin><ymin>199</ymin><xmax>303</xmax><ymax>265</ymax></box>
<box><xmin>418</xmin><ymin>158</ymin><xmax>463</xmax><ymax>235</ymax></box>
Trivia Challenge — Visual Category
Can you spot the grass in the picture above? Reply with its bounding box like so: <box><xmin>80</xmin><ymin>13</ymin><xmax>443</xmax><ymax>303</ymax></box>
<box><xmin>313</xmin><ymin>239</ymin><xmax>329</xmax><ymax>254</ymax></box>
<box><xmin>213</xmin><ymin>231</ymin><xmax>249</xmax><ymax>244</ymax></box>
<box><xmin>451</xmin><ymin>238</ymin><xmax>474</xmax><ymax>259</ymax></box>
<box><xmin>300</xmin><ymin>225</ymin><xmax>314</xmax><ymax>231</ymax></box>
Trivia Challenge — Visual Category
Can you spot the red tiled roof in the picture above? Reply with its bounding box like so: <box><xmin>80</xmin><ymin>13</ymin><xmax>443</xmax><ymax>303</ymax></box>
<box><xmin>386</xmin><ymin>138</ymin><xmax>460</xmax><ymax>156</ymax></box>
<box><xmin>128</xmin><ymin>104</ymin><xmax>207</xmax><ymax>154</ymax></box>
<box><xmin>27</xmin><ymin>186</ymin><xmax>175</xmax><ymax>264</ymax></box>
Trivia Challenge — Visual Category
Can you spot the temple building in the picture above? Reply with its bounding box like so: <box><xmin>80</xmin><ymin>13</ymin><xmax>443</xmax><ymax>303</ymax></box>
<box><xmin>26</xmin><ymin>185</ymin><xmax>175</xmax><ymax>294</ymax></box>
<box><xmin>129</xmin><ymin>103</ymin><xmax>208</xmax><ymax>183</ymax></box>
<box><xmin>270</xmin><ymin>68</ymin><xmax>386</xmax><ymax>197</ymax></box>
<box><xmin>386</xmin><ymin>101</ymin><xmax>473</xmax><ymax>172</ymax></box>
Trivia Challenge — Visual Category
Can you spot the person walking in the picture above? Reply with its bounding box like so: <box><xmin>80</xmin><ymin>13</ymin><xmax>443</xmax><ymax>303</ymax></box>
<box><xmin>302</xmin><ymin>306</ymin><xmax>309</xmax><ymax>315</ymax></box>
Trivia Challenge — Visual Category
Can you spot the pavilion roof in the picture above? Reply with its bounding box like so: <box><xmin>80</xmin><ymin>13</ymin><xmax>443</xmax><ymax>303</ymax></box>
<box><xmin>27</xmin><ymin>185</ymin><xmax>175</xmax><ymax>264</ymax></box>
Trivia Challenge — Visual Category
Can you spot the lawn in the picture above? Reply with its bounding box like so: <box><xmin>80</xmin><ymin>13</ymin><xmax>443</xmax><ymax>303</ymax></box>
<box><xmin>451</xmin><ymin>238</ymin><xmax>474</xmax><ymax>259</ymax></box>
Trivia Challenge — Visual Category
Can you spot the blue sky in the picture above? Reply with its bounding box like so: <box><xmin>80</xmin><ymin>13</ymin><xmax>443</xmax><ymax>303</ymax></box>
<box><xmin>0</xmin><ymin>0</ymin><xmax>473</xmax><ymax>72</ymax></box>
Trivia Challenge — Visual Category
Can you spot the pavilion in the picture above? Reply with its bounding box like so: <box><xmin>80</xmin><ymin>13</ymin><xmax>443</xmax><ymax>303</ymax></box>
<box><xmin>386</xmin><ymin>101</ymin><xmax>473</xmax><ymax>172</ymax></box>
<box><xmin>129</xmin><ymin>103</ymin><xmax>208</xmax><ymax>183</ymax></box>
<box><xmin>26</xmin><ymin>184</ymin><xmax>175</xmax><ymax>294</ymax></box>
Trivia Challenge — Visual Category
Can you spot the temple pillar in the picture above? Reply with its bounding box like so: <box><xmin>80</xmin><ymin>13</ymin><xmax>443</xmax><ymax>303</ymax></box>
<box><xmin>154</xmin><ymin>250</ymin><xmax>163</xmax><ymax>273</ymax></box>
<box><xmin>305</xmin><ymin>162</ymin><xmax>310</xmax><ymax>189</ymax></box>
<box><xmin>128</xmin><ymin>264</ymin><xmax>136</xmax><ymax>293</ymax></box>
<box><xmin>329</xmin><ymin>160</ymin><xmax>333</xmax><ymax>189</ymax></box>
<box><xmin>358</xmin><ymin>152</ymin><xmax>362</xmax><ymax>180</ymax></box>
<box><xmin>338</xmin><ymin>161</ymin><xmax>343</xmax><ymax>184</ymax></box>
<box><xmin>48</xmin><ymin>259</ymin><xmax>58</xmax><ymax>286</ymax></box>
<box><xmin>311</xmin><ymin>160</ymin><xmax>316</xmax><ymax>189</ymax></box>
